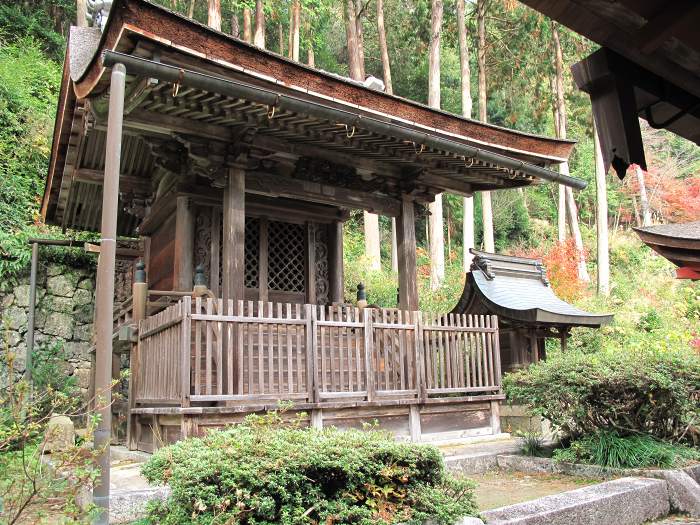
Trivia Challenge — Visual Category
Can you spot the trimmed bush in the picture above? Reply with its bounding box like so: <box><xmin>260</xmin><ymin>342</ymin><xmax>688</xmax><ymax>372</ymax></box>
<box><xmin>503</xmin><ymin>349</ymin><xmax>700</xmax><ymax>443</ymax></box>
<box><xmin>141</xmin><ymin>413</ymin><xmax>477</xmax><ymax>525</ymax></box>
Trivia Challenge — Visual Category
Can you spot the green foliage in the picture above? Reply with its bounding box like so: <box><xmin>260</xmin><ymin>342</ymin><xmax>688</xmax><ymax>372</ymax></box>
<box><xmin>503</xmin><ymin>347</ymin><xmax>700</xmax><ymax>443</ymax></box>
<box><xmin>0</xmin><ymin>3</ymin><xmax>68</xmax><ymax>61</ymax></box>
<box><xmin>552</xmin><ymin>431</ymin><xmax>700</xmax><ymax>470</ymax></box>
<box><xmin>141</xmin><ymin>412</ymin><xmax>478</xmax><ymax>525</ymax></box>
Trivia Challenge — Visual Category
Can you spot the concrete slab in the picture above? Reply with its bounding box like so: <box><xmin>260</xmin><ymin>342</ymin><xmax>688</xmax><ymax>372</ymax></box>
<box><xmin>481</xmin><ymin>477</ymin><xmax>669</xmax><ymax>525</ymax></box>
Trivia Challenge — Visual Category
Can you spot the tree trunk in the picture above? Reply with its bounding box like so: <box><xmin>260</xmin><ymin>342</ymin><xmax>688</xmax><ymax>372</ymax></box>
<box><xmin>635</xmin><ymin>165</ymin><xmax>652</xmax><ymax>226</ymax></box>
<box><xmin>344</xmin><ymin>0</ymin><xmax>364</xmax><ymax>81</ymax></box>
<box><xmin>552</xmin><ymin>22</ymin><xmax>567</xmax><ymax>243</ymax></box>
<box><xmin>76</xmin><ymin>0</ymin><xmax>87</xmax><ymax>27</ymax></box>
<box><xmin>290</xmin><ymin>0</ymin><xmax>300</xmax><ymax>61</ymax></box>
<box><xmin>253</xmin><ymin>0</ymin><xmax>265</xmax><ymax>48</ymax></box>
<box><xmin>428</xmin><ymin>0</ymin><xmax>445</xmax><ymax>289</ymax></box>
<box><xmin>243</xmin><ymin>8</ymin><xmax>252</xmax><ymax>43</ymax></box>
<box><xmin>231</xmin><ymin>14</ymin><xmax>240</xmax><ymax>37</ymax></box>
<box><xmin>363</xmin><ymin>211</ymin><xmax>381</xmax><ymax>271</ymax></box>
<box><xmin>457</xmin><ymin>0</ymin><xmax>474</xmax><ymax>270</ymax></box>
<box><xmin>377</xmin><ymin>0</ymin><xmax>393</xmax><ymax>94</ymax></box>
<box><xmin>355</xmin><ymin>0</ymin><xmax>366</xmax><ymax>79</ymax></box>
<box><xmin>565</xmin><ymin>184</ymin><xmax>590</xmax><ymax>282</ymax></box>
<box><xmin>188</xmin><ymin>0</ymin><xmax>196</xmax><ymax>18</ymax></box>
<box><xmin>594</xmin><ymin>121</ymin><xmax>610</xmax><ymax>295</ymax></box>
<box><xmin>306</xmin><ymin>16</ymin><xmax>315</xmax><ymax>67</ymax></box>
<box><xmin>207</xmin><ymin>0</ymin><xmax>221</xmax><ymax>30</ymax></box>
<box><xmin>279</xmin><ymin>22</ymin><xmax>284</xmax><ymax>55</ymax></box>
<box><xmin>477</xmin><ymin>0</ymin><xmax>494</xmax><ymax>253</ymax></box>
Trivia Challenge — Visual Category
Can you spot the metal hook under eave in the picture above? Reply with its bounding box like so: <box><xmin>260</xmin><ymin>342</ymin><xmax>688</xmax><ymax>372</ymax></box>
<box><xmin>463</xmin><ymin>155</ymin><xmax>475</xmax><ymax>168</ymax></box>
<box><xmin>413</xmin><ymin>142</ymin><xmax>425</xmax><ymax>156</ymax></box>
<box><xmin>267</xmin><ymin>104</ymin><xmax>276</xmax><ymax>119</ymax></box>
<box><xmin>345</xmin><ymin>124</ymin><xmax>356</xmax><ymax>139</ymax></box>
<box><xmin>171</xmin><ymin>68</ymin><xmax>185</xmax><ymax>97</ymax></box>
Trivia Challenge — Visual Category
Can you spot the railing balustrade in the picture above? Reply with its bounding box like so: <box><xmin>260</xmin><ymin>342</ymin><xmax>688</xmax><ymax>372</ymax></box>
<box><xmin>132</xmin><ymin>298</ymin><xmax>501</xmax><ymax>406</ymax></box>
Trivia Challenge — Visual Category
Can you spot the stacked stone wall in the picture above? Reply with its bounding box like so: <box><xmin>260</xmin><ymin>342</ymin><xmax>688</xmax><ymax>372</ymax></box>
<box><xmin>1</xmin><ymin>263</ymin><xmax>96</xmax><ymax>396</ymax></box>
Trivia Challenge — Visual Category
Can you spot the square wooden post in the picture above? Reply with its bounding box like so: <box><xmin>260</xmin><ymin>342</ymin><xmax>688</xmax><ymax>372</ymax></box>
<box><xmin>396</xmin><ymin>195</ymin><xmax>418</xmax><ymax>311</ymax></box>
<box><xmin>222</xmin><ymin>167</ymin><xmax>246</xmax><ymax>393</ymax></box>
<box><xmin>328</xmin><ymin>220</ymin><xmax>344</xmax><ymax>304</ymax></box>
<box><xmin>174</xmin><ymin>196</ymin><xmax>195</xmax><ymax>291</ymax></box>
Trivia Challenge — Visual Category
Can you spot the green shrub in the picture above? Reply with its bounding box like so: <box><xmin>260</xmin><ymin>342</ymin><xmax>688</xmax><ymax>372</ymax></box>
<box><xmin>552</xmin><ymin>431</ymin><xmax>700</xmax><ymax>469</ymax></box>
<box><xmin>141</xmin><ymin>413</ymin><xmax>478</xmax><ymax>525</ymax></box>
<box><xmin>503</xmin><ymin>348</ymin><xmax>700</xmax><ymax>443</ymax></box>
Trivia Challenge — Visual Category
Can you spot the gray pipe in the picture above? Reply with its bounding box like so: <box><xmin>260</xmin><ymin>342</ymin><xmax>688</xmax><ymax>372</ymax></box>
<box><xmin>102</xmin><ymin>51</ymin><xmax>586</xmax><ymax>190</ymax></box>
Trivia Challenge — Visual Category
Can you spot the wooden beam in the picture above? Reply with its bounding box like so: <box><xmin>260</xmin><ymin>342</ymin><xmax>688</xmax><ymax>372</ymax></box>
<box><xmin>246</xmin><ymin>171</ymin><xmax>401</xmax><ymax>216</ymax></box>
<box><xmin>396</xmin><ymin>195</ymin><xmax>418</xmax><ymax>310</ymax></box>
<box><xmin>174</xmin><ymin>196</ymin><xmax>195</xmax><ymax>291</ymax></box>
<box><xmin>327</xmin><ymin>221</ymin><xmax>344</xmax><ymax>303</ymax></box>
<box><xmin>74</xmin><ymin>168</ymin><xmax>151</xmax><ymax>195</ymax></box>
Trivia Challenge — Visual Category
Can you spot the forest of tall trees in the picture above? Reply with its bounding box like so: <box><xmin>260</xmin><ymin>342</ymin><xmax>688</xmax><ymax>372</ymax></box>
<box><xmin>1</xmin><ymin>0</ymin><xmax>699</xmax><ymax>287</ymax></box>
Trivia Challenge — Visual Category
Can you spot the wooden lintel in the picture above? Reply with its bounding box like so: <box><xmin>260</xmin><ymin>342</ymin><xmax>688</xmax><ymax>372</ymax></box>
<box><xmin>246</xmin><ymin>171</ymin><xmax>401</xmax><ymax>216</ymax></box>
<box><xmin>84</xmin><ymin>243</ymin><xmax>143</xmax><ymax>258</ymax></box>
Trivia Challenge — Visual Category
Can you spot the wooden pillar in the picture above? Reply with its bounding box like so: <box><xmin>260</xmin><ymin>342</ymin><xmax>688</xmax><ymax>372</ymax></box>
<box><xmin>396</xmin><ymin>195</ymin><xmax>418</xmax><ymax>311</ymax></box>
<box><xmin>174</xmin><ymin>196</ymin><xmax>195</xmax><ymax>291</ymax></box>
<box><xmin>222</xmin><ymin>168</ymin><xmax>246</xmax><ymax>305</ymax></box>
<box><xmin>328</xmin><ymin>220</ymin><xmax>344</xmax><ymax>304</ymax></box>
<box><xmin>222</xmin><ymin>167</ymin><xmax>245</xmax><ymax>394</ymax></box>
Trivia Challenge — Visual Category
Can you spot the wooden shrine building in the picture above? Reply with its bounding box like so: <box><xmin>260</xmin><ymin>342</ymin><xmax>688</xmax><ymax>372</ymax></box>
<box><xmin>42</xmin><ymin>0</ymin><xmax>585</xmax><ymax>453</ymax></box>
<box><xmin>453</xmin><ymin>250</ymin><xmax>613</xmax><ymax>372</ymax></box>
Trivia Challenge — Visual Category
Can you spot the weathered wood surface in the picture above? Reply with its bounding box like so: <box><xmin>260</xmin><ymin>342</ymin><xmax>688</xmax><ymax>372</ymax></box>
<box><xmin>134</xmin><ymin>300</ymin><xmax>501</xmax><ymax>407</ymax></box>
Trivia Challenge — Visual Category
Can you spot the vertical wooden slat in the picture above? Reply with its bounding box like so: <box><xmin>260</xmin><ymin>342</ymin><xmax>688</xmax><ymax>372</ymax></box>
<box><xmin>306</xmin><ymin>304</ymin><xmax>318</xmax><ymax>402</ymax></box>
<box><xmin>398</xmin><ymin>310</ymin><xmax>406</xmax><ymax>390</ymax></box>
<box><xmin>382</xmin><ymin>309</ymin><xmax>390</xmax><ymax>390</ymax></box>
<box><xmin>492</xmin><ymin>315</ymin><xmax>502</xmax><ymax>387</ymax></box>
<box><xmin>354</xmin><ymin>308</ymin><xmax>362</xmax><ymax>391</ymax></box>
<box><xmin>181</xmin><ymin>297</ymin><xmax>191</xmax><ymax>407</ymax></box>
<box><xmin>247</xmin><ymin>300</ymin><xmax>254</xmax><ymax>394</ymax></box>
<box><xmin>227</xmin><ymin>299</ymin><xmax>234</xmax><ymax>395</ymax></box>
<box><xmin>206</xmin><ymin>298</ymin><xmax>213</xmax><ymax>395</ymax></box>
<box><xmin>319</xmin><ymin>306</ymin><xmax>327</xmax><ymax>393</ymax></box>
<box><xmin>363</xmin><ymin>308</ymin><xmax>375</xmax><ymax>402</ymax></box>
<box><xmin>286</xmin><ymin>303</ymin><xmax>293</xmax><ymax>394</ymax></box>
<box><xmin>257</xmin><ymin>300</ymin><xmax>265</xmax><ymax>393</ymax></box>
<box><xmin>194</xmin><ymin>296</ymin><xmax>202</xmax><ymax>395</ymax></box>
<box><xmin>338</xmin><ymin>306</ymin><xmax>345</xmax><ymax>392</ymax></box>
<box><xmin>485</xmin><ymin>315</ymin><xmax>495</xmax><ymax>386</ymax></box>
<box><xmin>295</xmin><ymin>303</ymin><xmax>303</xmax><ymax>393</ymax></box>
<box><xmin>237</xmin><ymin>300</ymin><xmax>244</xmax><ymax>395</ymax></box>
<box><xmin>217</xmin><ymin>299</ymin><xmax>224</xmax><ymax>395</ymax></box>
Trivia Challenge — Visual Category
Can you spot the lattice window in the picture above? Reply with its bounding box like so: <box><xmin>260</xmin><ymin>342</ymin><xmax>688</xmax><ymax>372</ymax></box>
<box><xmin>314</xmin><ymin>224</ymin><xmax>329</xmax><ymax>305</ymax></box>
<box><xmin>268</xmin><ymin>221</ymin><xmax>305</xmax><ymax>292</ymax></box>
<box><xmin>245</xmin><ymin>218</ymin><xmax>260</xmax><ymax>288</ymax></box>
<box><xmin>194</xmin><ymin>208</ymin><xmax>212</xmax><ymax>286</ymax></box>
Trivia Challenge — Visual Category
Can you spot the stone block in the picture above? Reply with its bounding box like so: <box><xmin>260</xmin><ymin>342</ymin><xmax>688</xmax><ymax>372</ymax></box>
<box><xmin>73</xmin><ymin>367</ymin><xmax>92</xmax><ymax>389</ymax></box>
<box><xmin>43</xmin><ymin>415</ymin><xmax>75</xmax><ymax>453</ymax></box>
<box><xmin>7</xmin><ymin>330</ymin><xmax>22</xmax><ymax>347</ymax></box>
<box><xmin>74</xmin><ymin>304</ymin><xmax>95</xmax><ymax>324</ymax></box>
<box><xmin>73</xmin><ymin>288</ymin><xmax>93</xmax><ymax>306</ymax></box>
<box><xmin>43</xmin><ymin>295</ymin><xmax>74</xmax><ymax>314</ymax></box>
<box><xmin>73</xmin><ymin>323</ymin><xmax>94</xmax><ymax>342</ymax></box>
<box><xmin>683</xmin><ymin>464</ymin><xmax>700</xmax><ymax>484</ymax></box>
<box><xmin>3</xmin><ymin>306</ymin><xmax>27</xmax><ymax>331</ymax></box>
<box><xmin>481</xmin><ymin>477</ymin><xmax>669</xmax><ymax>525</ymax></box>
<box><xmin>46</xmin><ymin>274</ymin><xmax>77</xmax><ymax>298</ymax></box>
<box><xmin>78</xmin><ymin>278</ymin><xmax>94</xmax><ymax>291</ymax></box>
<box><xmin>660</xmin><ymin>470</ymin><xmax>700</xmax><ymax>517</ymax></box>
<box><xmin>2</xmin><ymin>293</ymin><xmax>14</xmax><ymax>308</ymax></box>
<box><xmin>64</xmin><ymin>341</ymin><xmax>91</xmax><ymax>362</ymax></box>
<box><xmin>43</xmin><ymin>312</ymin><xmax>74</xmax><ymax>339</ymax></box>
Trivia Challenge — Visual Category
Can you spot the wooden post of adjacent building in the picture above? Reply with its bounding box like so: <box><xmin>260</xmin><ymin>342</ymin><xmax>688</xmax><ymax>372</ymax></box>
<box><xmin>328</xmin><ymin>220</ymin><xmax>344</xmax><ymax>303</ymax></box>
<box><xmin>93</xmin><ymin>61</ymin><xmax>126</xmax><ymax>525</ymax></box>
<box><xmin>396</xmin><ymin>195</ymin><xmax>418</xmax><ymax>310</ymax></box>
<box><xmin>127</xmin><ymin>261</ymin><xmax>147</xmax><ymax>450</ymax></box>
<box><xmin>174</xmin><ymin>196</ymin><xmax>195</xmax><ymax>291</ymax></box>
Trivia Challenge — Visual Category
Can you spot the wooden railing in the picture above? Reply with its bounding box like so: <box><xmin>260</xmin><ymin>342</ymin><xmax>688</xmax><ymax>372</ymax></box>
<box><xmin>132</xmin><ymin>298</ymin><xmax>501</xmax><ymax>406</ymax></box>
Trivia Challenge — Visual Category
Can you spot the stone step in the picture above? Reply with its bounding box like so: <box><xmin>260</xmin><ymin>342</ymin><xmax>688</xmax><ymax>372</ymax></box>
<box><xmin>481</xmin><ymin>477</ymin><xmax>669</xmax><ymax>525</ymax></box>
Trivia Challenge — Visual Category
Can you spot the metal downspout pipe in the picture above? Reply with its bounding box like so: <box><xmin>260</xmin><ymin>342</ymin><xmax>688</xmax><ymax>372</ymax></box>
<box><xmin>101</xmin><ymin>51</ymin><xmax>586</xmax><ymax>190</ymax></box>
<box><xmin>93</xmin><ymin>61</ymin><xmax>126</xmax><ymax>524</ymax></box>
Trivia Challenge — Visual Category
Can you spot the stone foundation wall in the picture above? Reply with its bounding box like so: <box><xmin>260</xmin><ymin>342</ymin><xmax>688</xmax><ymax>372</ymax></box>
<box><xmin>1</xmin><ymin>262</ymin><xmax>96</xmax><ymax>396</ymax></box>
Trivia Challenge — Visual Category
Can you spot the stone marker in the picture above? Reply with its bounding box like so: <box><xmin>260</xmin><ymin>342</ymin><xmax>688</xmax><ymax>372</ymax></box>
<box><xmin>43</xmin><ymin>415</ymin><xmax>75</xmax><ymax>453</ymax></box>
